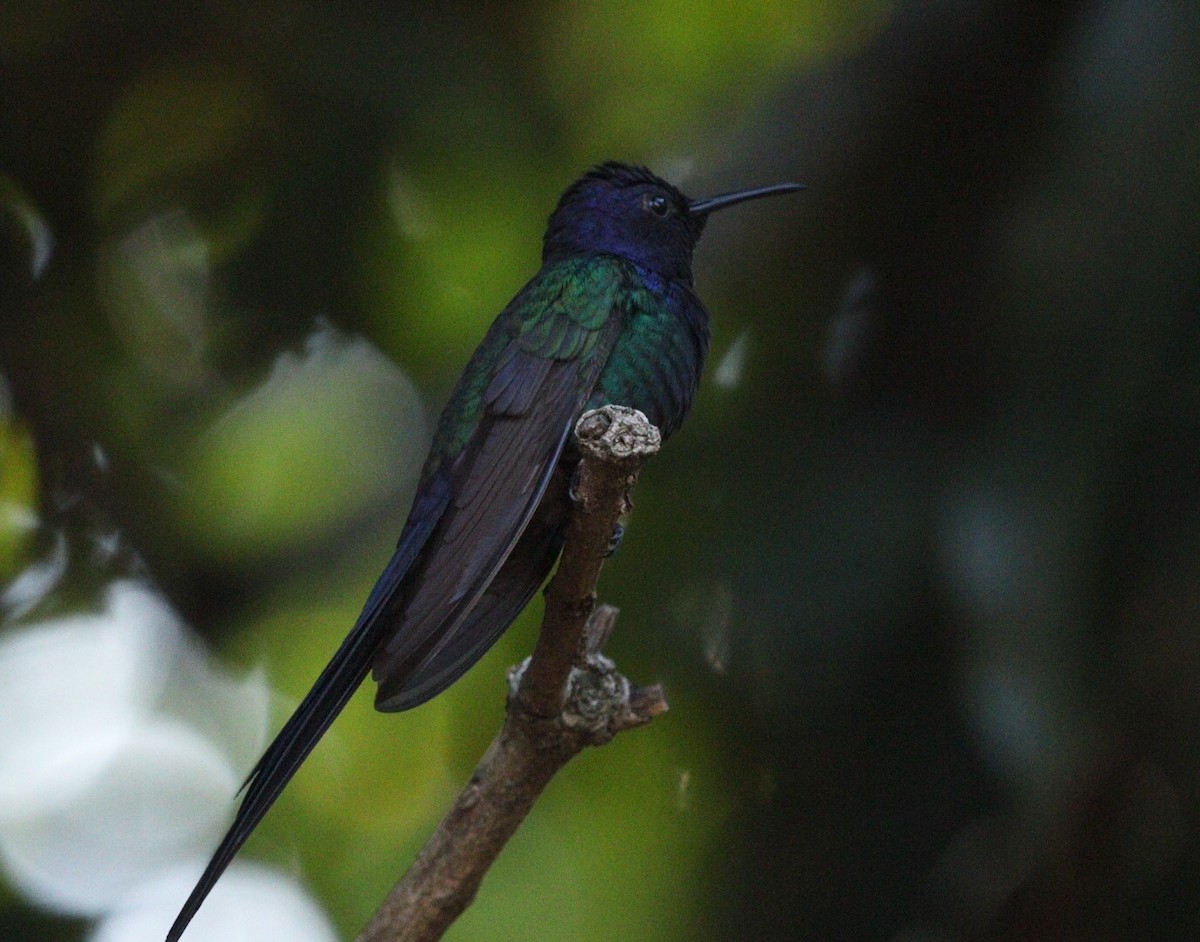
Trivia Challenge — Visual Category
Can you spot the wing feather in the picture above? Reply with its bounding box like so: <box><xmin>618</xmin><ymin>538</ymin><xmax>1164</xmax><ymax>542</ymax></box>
<box><xmin>485</xmin><ymin>348</ymin><xmax>554</xmax><ymax>416</ymax></box>
<box><xmin>373</xmin><ymin>361</ymin><xmax>580</xmax><ymax>692</ymax></box>
<box><xmin>375</xmin><ymin>466</ymin><xmax>571</xmax><ymax>711</ymax></box>
<box><xmin>373</xmin><ymin>292</ymin><xmax>627</xmax><ymax>709</ymax></box>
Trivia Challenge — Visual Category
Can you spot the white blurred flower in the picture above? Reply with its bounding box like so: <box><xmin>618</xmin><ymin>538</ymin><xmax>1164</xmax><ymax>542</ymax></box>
<box><xmin>0</xmin><ymin>580</ymin><xmax>183</xmax><ymax>818</ymax></box>
<box><xmin>0</xmin><ymin>579</ymin><xmax>270</xmax><ymax>916</ymax></box>
<box><xmin>0</xmin><ymin>719</ymin><xmax>240</xmax><ymax>913</ymax></box>
<box><xmin>89</xmin><ymin>862</ymin><xmax>337</xmax><ymax>942</ymax></box>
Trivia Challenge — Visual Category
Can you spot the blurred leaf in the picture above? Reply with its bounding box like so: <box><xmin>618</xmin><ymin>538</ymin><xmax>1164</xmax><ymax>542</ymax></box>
<box><xmin>93</xmin><ymin>65</ymin><xmax>274</xmax><ymax>256</ymax></box>
<box><xmin>360</xmin><ymin>159</ymin><xmax>549</xmax><ymax>379</ymax></box>
<box><xmin>97</xmin><ymin>210</ymin><xmax>215</xmax><ymax>392</ymax></box>
<box><xmin>0</xmin><ymin>172</ymin><xmax>53</xmax><ymax>280</ymax></box>
<box><xmin>537</xmin><ymin>0</ymin><xmax>891</xmax><ymax>156</ymax></box>
<box><xmin>179</xmin><ymin>326</ymin><xmax>428</xmax><ymax>560</ymax></box>
<box><xmin>0</xmin><ymin>397</ymin><xmax>38</xmax><ymax>579</ymax></box>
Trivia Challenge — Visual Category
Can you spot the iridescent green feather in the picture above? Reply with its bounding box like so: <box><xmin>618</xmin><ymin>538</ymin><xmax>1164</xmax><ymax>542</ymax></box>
<box><xmin>421</xmin><ymin>255</ymin><xmax>630</xmax><ymax>477</ymax></box>
<box><xmin>590</xmin><ymin>278</ymin><xmax>709</xmax><ymax>438</ymax></box>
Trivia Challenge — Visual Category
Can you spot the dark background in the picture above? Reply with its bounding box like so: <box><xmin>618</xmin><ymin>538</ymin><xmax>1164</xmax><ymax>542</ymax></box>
<box><xmin>3</xmin><ymin>1</ymin><xmax>1199</xmax><ymax>939</ymax></box>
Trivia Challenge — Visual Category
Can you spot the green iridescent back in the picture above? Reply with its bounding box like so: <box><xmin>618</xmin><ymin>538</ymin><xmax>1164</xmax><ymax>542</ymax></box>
<box><xmin>421</xmin><ymin>254</ymin><xmax>708</xmax><ymax>485</ymax></box>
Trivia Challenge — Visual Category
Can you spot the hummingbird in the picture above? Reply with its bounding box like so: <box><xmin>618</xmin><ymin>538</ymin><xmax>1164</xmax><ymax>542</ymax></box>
<box><xmin>166</xmin><ymin>161</ymin><xmax>801</xmax><ymax>940</ymax></box>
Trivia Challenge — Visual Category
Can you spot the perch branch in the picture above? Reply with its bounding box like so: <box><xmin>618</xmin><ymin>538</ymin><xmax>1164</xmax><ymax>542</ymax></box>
<box><xmin>356</xmin><ymin>405</ymin><xmax>667</xmax><ymax>942</ymax></box>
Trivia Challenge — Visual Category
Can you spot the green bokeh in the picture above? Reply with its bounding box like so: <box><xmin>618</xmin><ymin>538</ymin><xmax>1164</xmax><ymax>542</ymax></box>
<box><xmin>538</xmin><ymin>0</ymin><xmax>888</xmax><ymax>156</ymax></box>
<box><xmin>0</xmin><ymin>416</ymin><xmax>37</xmax><ymax>577</ymax></box>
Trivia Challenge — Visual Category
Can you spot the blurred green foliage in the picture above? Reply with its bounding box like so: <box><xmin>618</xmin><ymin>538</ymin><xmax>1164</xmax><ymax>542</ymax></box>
<box><xmin>4</xmin><ymin>1</ymin><xmax>1200</xmax><ymax>940</ymax></box>
<box><xmin>0</xmin><ymin>410</ymin><xmax>37</xmax><ymax>574</ymax></box>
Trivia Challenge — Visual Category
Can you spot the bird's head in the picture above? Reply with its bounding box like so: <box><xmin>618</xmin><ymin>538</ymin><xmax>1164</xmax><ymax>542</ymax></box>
<box><xmin>542</xmin><ymin>161</ymin><xmax>802</xmax><ymax>285</ymax></box>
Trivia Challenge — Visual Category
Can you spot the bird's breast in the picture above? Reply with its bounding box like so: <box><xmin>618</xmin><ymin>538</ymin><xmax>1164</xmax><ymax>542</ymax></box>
<box><xmin>587</xmin><ymin>280</ymin><xmax>710</xmax><ymax>440</ymax></box>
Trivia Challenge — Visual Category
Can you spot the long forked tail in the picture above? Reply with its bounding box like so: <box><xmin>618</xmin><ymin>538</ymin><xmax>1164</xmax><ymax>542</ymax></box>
<box><xmin>165</xmin><ymin>481</ymin><xmax>449</xmax><ymax>942</ymax></box>
<box><xmin>164</xmin><ymin>608</ymin><xmax>381</xmax><ymax>942</ymax></box>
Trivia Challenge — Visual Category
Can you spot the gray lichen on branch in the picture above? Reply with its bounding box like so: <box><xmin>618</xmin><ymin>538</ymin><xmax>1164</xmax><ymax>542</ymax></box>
<box><xmin>356</xmin><ymin>405</ymin><xmax>668</xmax><ymax>942</ymax></box>
<box><xmin>510</xmin><ymin>621</ymin><xmax>666</xmax><ymax>746</ymax></box>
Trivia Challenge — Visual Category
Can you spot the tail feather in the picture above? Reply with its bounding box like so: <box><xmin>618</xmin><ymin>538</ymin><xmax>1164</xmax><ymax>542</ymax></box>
<box><xmin>165</xmin><ymin>623</ymin><xmax>378</xmax><ymax>942</ymax></box>
<box><xmin>165</xmin><ymin>478</ymin><xmax>449</xmax><ymax>942</ymax></box>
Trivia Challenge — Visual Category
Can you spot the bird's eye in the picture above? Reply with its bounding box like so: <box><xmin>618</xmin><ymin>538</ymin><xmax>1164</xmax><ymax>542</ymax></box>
<box><xmin>642</xmin><ymin>193</ymin><xmax>670</xmax><ymax>217</ymax></box>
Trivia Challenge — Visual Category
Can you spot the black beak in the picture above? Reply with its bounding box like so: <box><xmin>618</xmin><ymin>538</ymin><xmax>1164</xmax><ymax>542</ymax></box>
<box><xmin>688</xmin><ymin>181</ymin><xmax>805</xmax><ymax>217</ymax></box>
